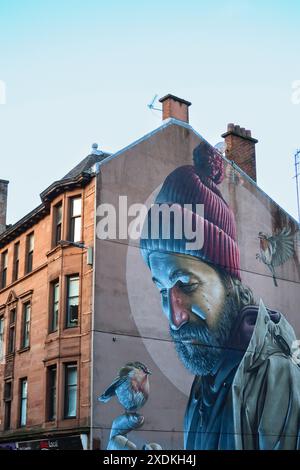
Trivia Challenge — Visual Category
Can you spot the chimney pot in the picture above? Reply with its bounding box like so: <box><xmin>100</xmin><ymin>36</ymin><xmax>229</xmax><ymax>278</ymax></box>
<box><xmin>159</xmin><ymin>94</ymin><xmax>191</xmax><ymax>123</ymax></box>
<box><xmin>227</xmin><ymin>123</ymin><xmax>235</xmax><ymax>132</ymax></box>
<box><xmin>0</xmin><ymin>179</ymin><xmax>9</xmax><ymax>235</ymax></box>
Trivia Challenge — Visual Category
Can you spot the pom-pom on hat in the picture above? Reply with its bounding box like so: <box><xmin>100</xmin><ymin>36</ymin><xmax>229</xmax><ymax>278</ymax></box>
<box><xmin>140</xmin><ymin>140</ymin><xmax>241</xmax><ymax>279</ymax></box>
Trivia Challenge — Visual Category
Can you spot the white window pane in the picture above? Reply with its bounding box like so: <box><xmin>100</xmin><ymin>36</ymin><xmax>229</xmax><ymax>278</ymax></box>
<box><xmin>28</xmin><ymin>234</ymin><xmax>34</xmax><ymax>251</ymax></box>
<box><xmin>72</xmin><ymin>198</ymin><xmax>81</xmax><ymax>217</ymax></box>
<box><xmin>66</xmin><ymin>367</ymin><xmax>77</xmax><ymax>417</ymax></box>
<box><xmin>54</xmin><ymin>283</ymin><xmax>59</xmax><ymax>302</ymax></box>
<box><xmin>69</xmin><ymin>278</ymin><xmax>79</xmax><ymax>297</ymax></box>
<box><xmin>73</xmin><ymin>218</ymin><xmax>81</xmax><ymax>242</ymax></box>
<box><xmin>22</xmin><ymin>380</ymin><xmax>27</xmax><ymax>398</ymax></box>
<box><xmin>68</xmin><ymin>368</ymin><xmax>77</xmax><ymax>386</ymax></box>
<box><xmin>25</xmin><ymin>305</ymin><xmax>31</xmax><ymax>321</ymax></box>
<box><xmin>20</xmin><ymin>401</ymin><xmax>27</xmax><ymax>426</ymax></box>
<box><xmin>69</xmin><ymin>298</ymin><xmax>79</xmax><ymax>309</ymax></box>
<box><xmin>68</xmin><ymin>389</ymin><xmax>77</xmax><ymax>416</ymax></box>
<box><xmin>56</xmin><ymin>205</ymin><xmax>62</xmax><ymax>224</ymax></box>
<box><xmin>20</xmin><ymin>380</ymin><xmax>27</xmax><ymax>426</ymax></box>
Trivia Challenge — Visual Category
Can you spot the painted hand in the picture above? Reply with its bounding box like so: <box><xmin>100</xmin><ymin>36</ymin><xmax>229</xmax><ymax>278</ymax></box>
<box><xmin>107</xmin><ymin>413</ymin><xmax>144</xmax><ymax>450</ymax></box>
<box><xmin>106</xmin><ymin>413</ymin><xmax>162</xmax><ymax>450</ymax></box>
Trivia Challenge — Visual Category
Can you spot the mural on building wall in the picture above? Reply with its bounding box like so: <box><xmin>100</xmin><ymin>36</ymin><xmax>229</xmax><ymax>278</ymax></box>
<box><xmin>95</xmin><ymin>132</ymin><xmax>300</xmax><ymax>451</ymax></box>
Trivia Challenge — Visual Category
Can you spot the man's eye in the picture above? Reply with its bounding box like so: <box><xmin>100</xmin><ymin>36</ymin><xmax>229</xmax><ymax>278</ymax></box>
<box><xmin>178</xmin><ymin>281</ymin><xmax>199</xmax><ymax>294</ymax></box>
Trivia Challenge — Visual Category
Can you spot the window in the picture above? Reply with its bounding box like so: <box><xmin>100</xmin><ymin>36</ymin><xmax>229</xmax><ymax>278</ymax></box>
<box><xmin>4</xmin><ymin>381</ymin><xmax>12</xmax><ymax>430</ymax></box>
<box><xmin>47</xmin><ymin>365</ymin><xmax>57</xmax><ymax>421</ymax></box>
<box><xmin>54</xmin><ymin>202</ymin><xmax>62</xmax><ymax>246</ymax></box>
<box><xmin>8</xmin><ymin>309</ymin><xmax>16</xmax><ymax>354</ymax></box>
<box><xmin>21</xmin><ymin>302</ymin><xmax>31</xmax><ymax>349</ymax></box>
<box><xmin>64</xmin><ymin>364</ymin><xmax>77</xmax><ymax>418</ymax></box>
<box><xmin>66</xmin><ymin>275</ymin><xmax>79</xmax><ymax>328</ymax></box>
<box><xmin>50</xmin><ymin>280</ymin><xmax>59</xmax><ymax>332</ymax></box>
<box><xmin>69</xmin><ymin>197</ymin><xmax>82</xmax><ymax>242</ymax></box>
<box><xmin>0</xmin><ymin>316</ymin><xmax>4</xmax><ymax>359</ymax></box>
<box><xmin>13</xmin><ymin>242</ymin><xmax>20</xmax><ymax>282</ymax></box>
<box><xmin>25</xmin><ymin>233</ymin><xmax>34</xmax><ymax>274</ymax></box>
<box><xmin>1</xmin><ymin>250</ymin><xmax>8</xmax><ymax>289</ymax></box>
<box><xmin>19</xmin><ymin>378</ymin><xmax>28</xmax><ymax>427</ymax></box>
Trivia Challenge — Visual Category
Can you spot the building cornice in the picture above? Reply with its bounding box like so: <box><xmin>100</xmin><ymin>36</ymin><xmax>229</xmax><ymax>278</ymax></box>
<box><xmin>0</xmin><ymin>172</ymin><xmax>93</xmax><ymax>249</ymax></box>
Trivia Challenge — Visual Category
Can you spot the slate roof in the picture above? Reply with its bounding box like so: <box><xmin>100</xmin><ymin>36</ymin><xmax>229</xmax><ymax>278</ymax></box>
<box><xmin>62</xmin><ymin>152</ymin><xmax>109</xmax><ymax>180</ymax></box>
<box><xmin>0</xmin><ymin>151</ymin><xmax>110</xmax><ymax>247</ymax></box>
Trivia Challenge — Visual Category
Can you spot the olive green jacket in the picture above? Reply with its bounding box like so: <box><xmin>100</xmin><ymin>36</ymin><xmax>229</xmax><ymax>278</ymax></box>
<box><xmin>232</xmin><ymin>300</ymin><xmax>300</xmax><ymax>449</ymax></box>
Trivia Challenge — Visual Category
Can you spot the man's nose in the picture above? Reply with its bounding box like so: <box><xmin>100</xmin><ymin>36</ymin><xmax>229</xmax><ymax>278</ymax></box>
<box><xmin>168</xmin><ymin>285</ymin><xmax>189</xmax><ymax>330</ymax></box>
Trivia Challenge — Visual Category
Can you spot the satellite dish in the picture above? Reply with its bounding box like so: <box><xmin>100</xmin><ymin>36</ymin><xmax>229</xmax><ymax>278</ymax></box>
<box><xmin>214</xmin><ymin>141</ymin><xmax>226</xmax><ymax>155</ymax></box>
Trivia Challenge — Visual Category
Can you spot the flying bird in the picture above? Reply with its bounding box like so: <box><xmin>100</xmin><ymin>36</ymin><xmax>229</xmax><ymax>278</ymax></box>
<box><xmin>256</xmin><ymin>227</ymin><xmax>295</xmax><ymax>286</ymax></box>
<box><xmin>98</xmin><ymin>362</ymin><xmax>151</xmax><ymax>413</ymax></box>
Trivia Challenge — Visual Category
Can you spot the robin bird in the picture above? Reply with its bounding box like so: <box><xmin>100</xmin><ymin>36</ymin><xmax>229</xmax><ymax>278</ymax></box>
<box><xmin>256</xmin><ymin>227</ymin><xmax>295</xmax><ymax>287</ymax></box>
<box><xmin>98</xmin><ymin>362</ymin><xmax>151</xmax><ymax>413</ymax></box>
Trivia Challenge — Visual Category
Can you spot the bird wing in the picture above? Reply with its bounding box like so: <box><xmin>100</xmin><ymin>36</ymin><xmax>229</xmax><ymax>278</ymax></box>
<box><xmin>98</xmin><ymin>365</ymin><xmax>134</xmax><ymax>403</ymax></box>
<box><xmin>269</xmin><ymin>227</ymin><xmax>295</xmax><ymax>267</ymax></box>
<box><xmin>98</xmin><ymin>375</ymin><xmax>128</xmax><ymax>403</ymax></box>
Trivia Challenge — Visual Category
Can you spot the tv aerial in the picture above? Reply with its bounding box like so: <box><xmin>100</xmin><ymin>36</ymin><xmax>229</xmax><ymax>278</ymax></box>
<box><xmin>147</xmin><ymin>94</ymin><xmax>162</xmax><ymax>112</ymax></box>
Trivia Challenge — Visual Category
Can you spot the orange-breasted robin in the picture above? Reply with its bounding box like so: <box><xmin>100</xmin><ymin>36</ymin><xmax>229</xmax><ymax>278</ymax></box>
<box><xmin>256</xmin><ymin>227</ymin><xmax>295</xmax><ymax>287</ymax></box>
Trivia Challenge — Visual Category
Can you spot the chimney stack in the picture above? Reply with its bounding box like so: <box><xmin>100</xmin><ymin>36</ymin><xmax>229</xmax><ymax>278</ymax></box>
<box><xmin>159</xmin><ymin>94</ymin><xmax>191</xmax><ymax>123</ymax></box>
<box><xmin>0</xmin><ymin>179</ymin><xmax>9</xmax><ymax>235</ymax></box>
<box><xmin>221</xmin><ymin>124</ymin><xmax>258</xmax><ymax>182</ymax></box>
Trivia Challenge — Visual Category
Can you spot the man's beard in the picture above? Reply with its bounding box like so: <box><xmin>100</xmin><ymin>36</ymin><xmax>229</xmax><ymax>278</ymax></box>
<box><xmin>170</xmin><ymin>294</ymin><xmax>239</xmax><ymax>376</ymax></box>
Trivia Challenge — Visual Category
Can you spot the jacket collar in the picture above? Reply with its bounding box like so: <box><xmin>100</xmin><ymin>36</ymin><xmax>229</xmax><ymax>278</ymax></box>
<box><xmin>241</xmin><ymin>299</ymin><xmax>297</xmax><ymax>372</ymax></box>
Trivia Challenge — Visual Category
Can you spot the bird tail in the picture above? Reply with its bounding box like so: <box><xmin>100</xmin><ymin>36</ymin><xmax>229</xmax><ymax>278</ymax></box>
<box><xmin>272</xmin><ymin>275</ymin><xmax>278</xmax><ymax>287</ymax></box>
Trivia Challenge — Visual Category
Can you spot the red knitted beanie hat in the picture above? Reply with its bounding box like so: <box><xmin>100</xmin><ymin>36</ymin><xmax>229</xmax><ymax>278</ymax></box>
<box><xmin>140</xmin><ymin>140</ymin><xmax>241</xmax><ymax>280</ymax></box>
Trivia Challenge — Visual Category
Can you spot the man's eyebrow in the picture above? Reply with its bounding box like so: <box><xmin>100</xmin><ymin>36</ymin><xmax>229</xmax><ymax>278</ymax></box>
<box><xmin>169</xmin><ymin>269</ymin><xmax>192</xmax><ymax>283</ymax></box>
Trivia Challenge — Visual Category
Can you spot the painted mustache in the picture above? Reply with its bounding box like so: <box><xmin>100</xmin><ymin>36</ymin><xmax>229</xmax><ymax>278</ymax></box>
<box><xmin>170</xmin><ymin>321</ymin><xmax>214</xmax><ymax>348</ymax></box>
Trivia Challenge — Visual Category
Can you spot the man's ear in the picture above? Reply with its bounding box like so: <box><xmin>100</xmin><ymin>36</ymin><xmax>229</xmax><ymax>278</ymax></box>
<box><xmin>229</xmin><ymin>277</ymin><xmax>255</xmax><ymax>311</ymax></box>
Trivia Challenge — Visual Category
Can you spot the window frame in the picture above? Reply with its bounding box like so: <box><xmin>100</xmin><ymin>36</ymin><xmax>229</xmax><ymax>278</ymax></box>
<box><xmin>65</xmin><ymin>274</ymin><xmax>80</xmax><ymax>328</ymax></box>
<box><xmin>25</xmin><ymin>232</ymin><xmax>34</xmax><ymax>274</ymax></box>
<box><xmin>19</xmin><ymin>377</ymin><xmax>28</xmax><ymax>427</ymax></box>
<box><xmin>0</xmin><ymin>314</ymin><xmax>4</xmax><ymax>360</ymax></box>
<box><xmin>21</xmin><ymin>302</ymin><xmax>31</xmax><ymax>349</ymax></box>
<box><xmin>53</xmin><ymin>202</ymin><xmax>63</xmax><ymax>247</ymax></box>
<box><xmin>49</xmin><ymin>279</ymin><xmax>59</xmax><ymax>333</ymax></box>
<box><xmin>4</xmin><ymin>380</ymin><xmax>12</xmax><ymax>430</ymax></box>
<box><xmin>1</xmin><ymin>250</ymin><xmax>8</xmax><ymax>289</ymax></box>
<box><xmin>47</xmin><ymin>365</ymin><xmax>57</xmax><ymax>422</ymax></box>
<box><xmin>7</xmin><ymin>308</ymin><xmax>16</xmax><ymax>355</ymax></box>
<box><xmin>64</xmin><ymin>363</ymin><xmax>78</xmax><ymax>419</ymax></box>
<box><xmin>69</xmin><ymin>196</ymin><xmax>82</xmax><ymax>243</ymax></box>
<box><xmin>12</xmin><ymin>242</ymin><xmax>20</xmax><ymax>282</ymax></box>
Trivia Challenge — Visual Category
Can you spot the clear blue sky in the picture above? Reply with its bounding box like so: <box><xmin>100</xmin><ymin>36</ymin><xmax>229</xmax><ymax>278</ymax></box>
<box><xmin>0</xmin><ymin>0</ymin><xmax>300</xmax><ymax>224</ymax></box>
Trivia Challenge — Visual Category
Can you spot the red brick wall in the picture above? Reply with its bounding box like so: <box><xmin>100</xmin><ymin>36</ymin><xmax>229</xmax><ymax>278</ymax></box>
<box><xmin>0</xmin><ymin>179</ymin><xmax>95</xmax><ymax>442</ymax></box>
